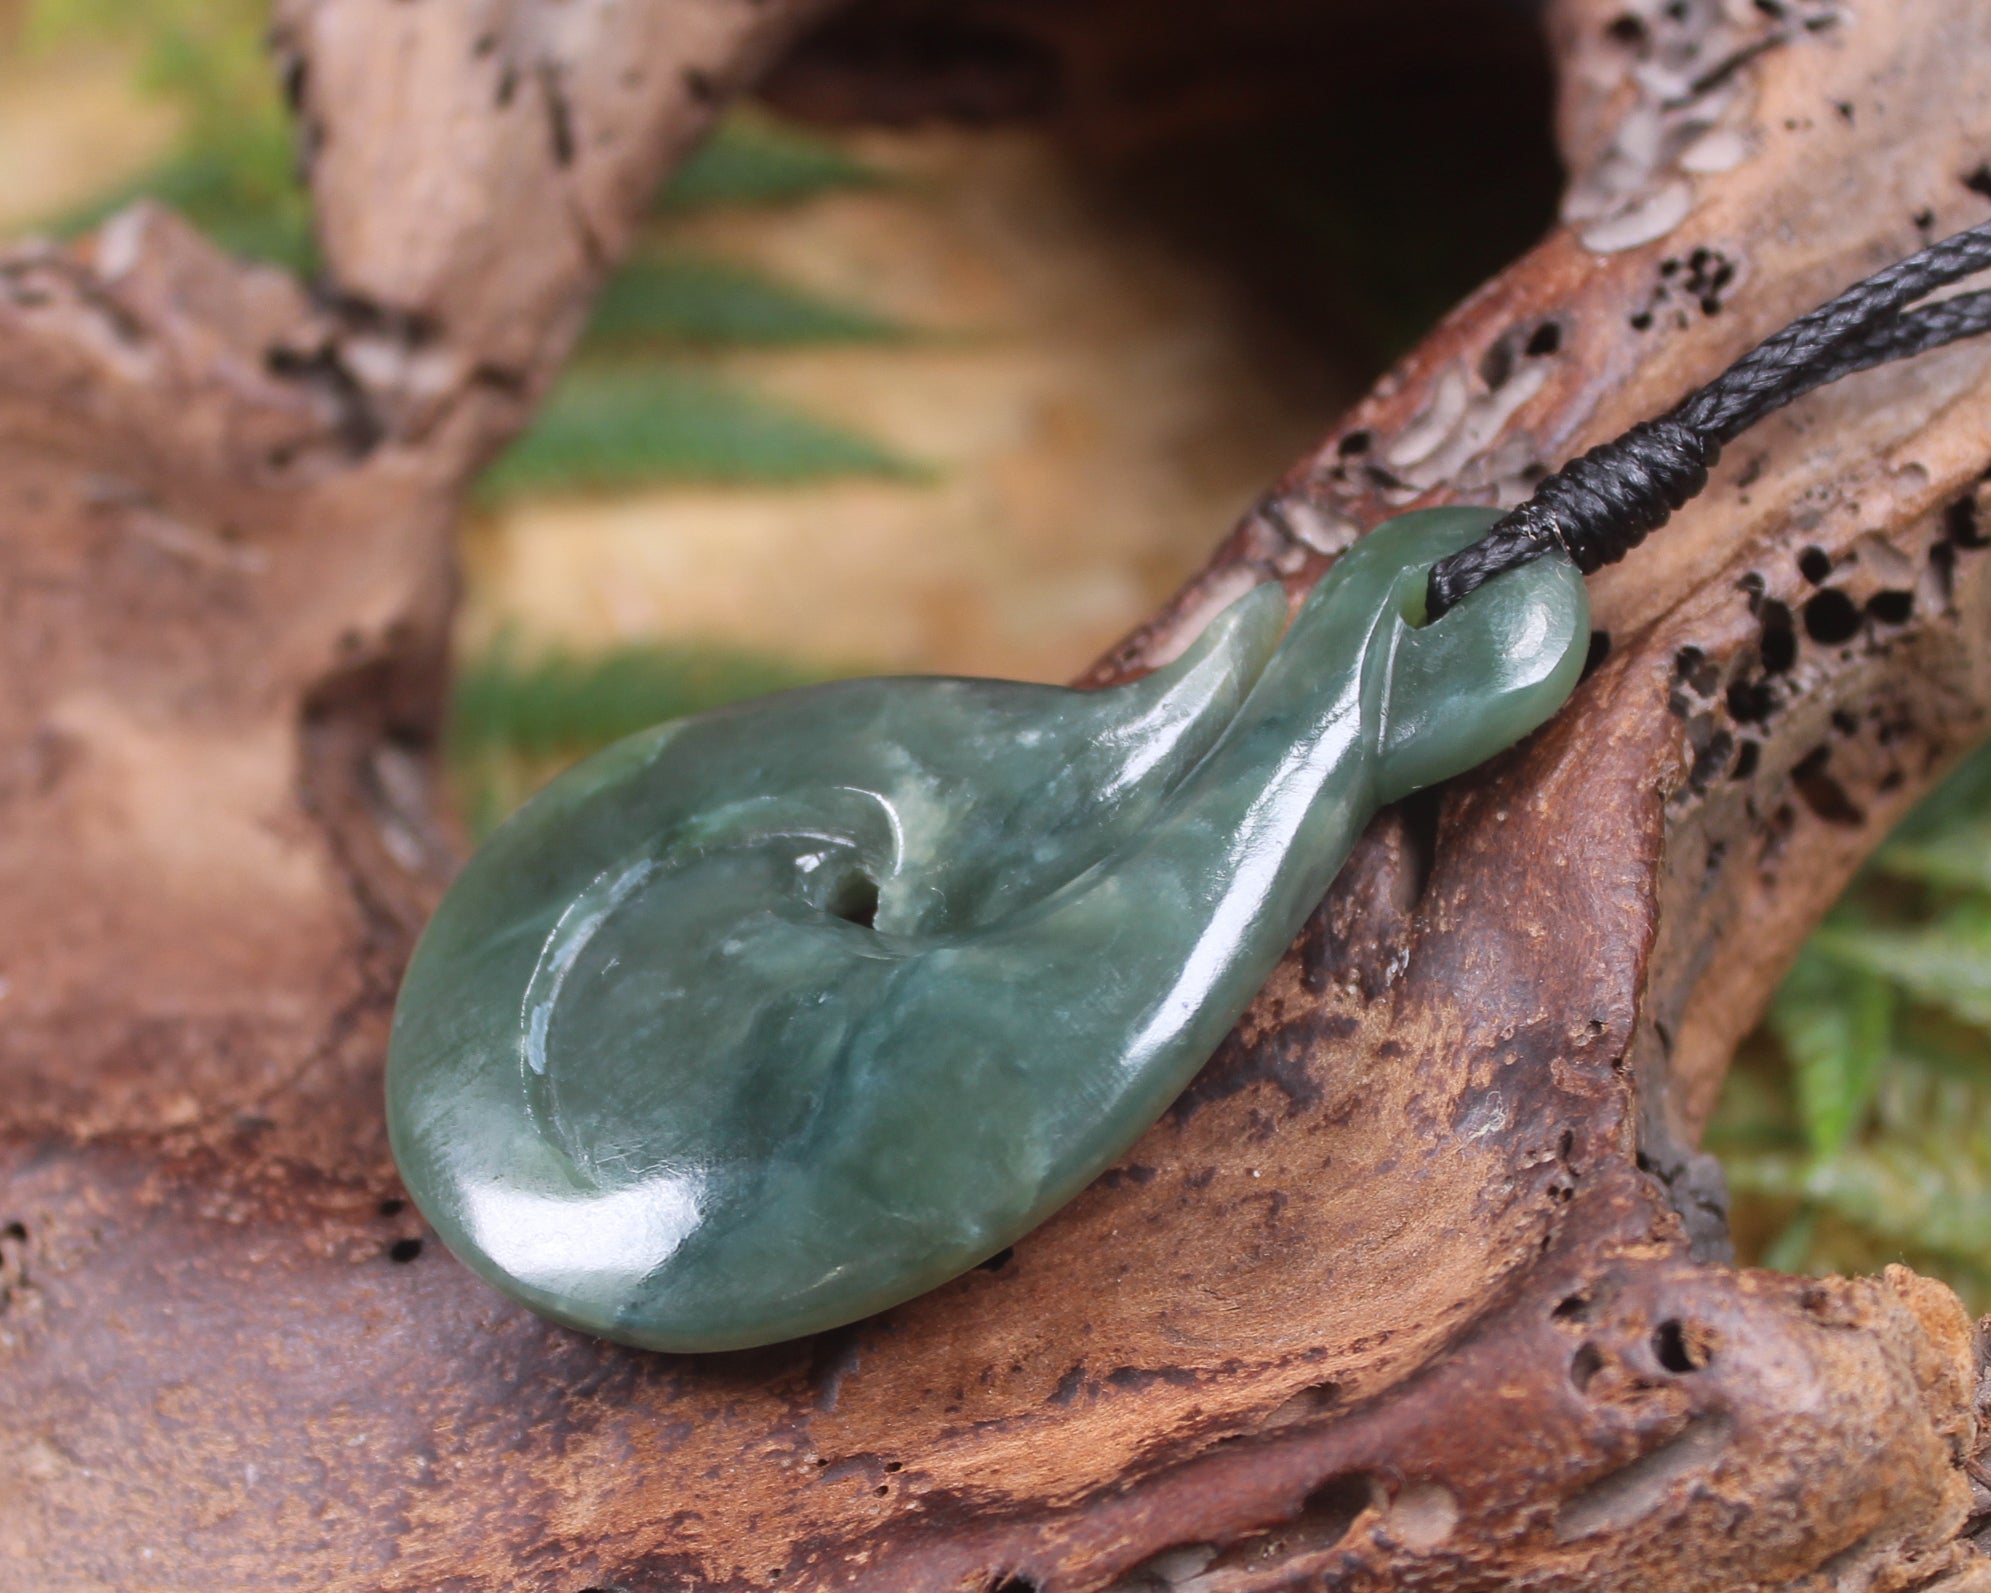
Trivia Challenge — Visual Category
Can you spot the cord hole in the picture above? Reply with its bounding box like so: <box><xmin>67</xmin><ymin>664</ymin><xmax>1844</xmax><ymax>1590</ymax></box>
<box><xmin>829</xmin><ymin>875</ymin><xmax>881</xmax><ymax>929</ymax></box>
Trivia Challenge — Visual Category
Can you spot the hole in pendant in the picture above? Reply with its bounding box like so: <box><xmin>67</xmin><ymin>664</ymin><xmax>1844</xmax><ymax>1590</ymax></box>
<box><xmin>1399</xmin><ymin>579</ymin><xmax>1436</xmax><ymax>629</ymax></box>
<box><xmin>829</xmin><ymin>874</ymin><xmax>881</xmax><ymax>929</ymax></box>
<box><xmin>388</xmin><ymin>1238</ymin><xmax>424</xmax><ymax>1263</ymax></box>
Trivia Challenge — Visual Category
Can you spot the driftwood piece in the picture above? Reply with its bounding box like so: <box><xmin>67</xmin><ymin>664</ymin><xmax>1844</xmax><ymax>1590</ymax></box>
<box><xmin>6</xmin><ymin>1</ymin><xmax>1991</xmax><ymax>1589</ymax></box>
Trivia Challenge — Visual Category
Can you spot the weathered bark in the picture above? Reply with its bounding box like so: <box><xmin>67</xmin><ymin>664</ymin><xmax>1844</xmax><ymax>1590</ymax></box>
<box><xmin>5</xmin><ymin>1</ymin><xmax>1991</xmax><ymax>1590</ymax></box>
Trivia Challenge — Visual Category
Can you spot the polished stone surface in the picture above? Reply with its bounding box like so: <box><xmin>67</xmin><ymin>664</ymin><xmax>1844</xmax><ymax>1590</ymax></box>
<box><xmin>387</xmin><ymin>509</ymin><xmax>1588</xmax><ymax>1351</ymax></box>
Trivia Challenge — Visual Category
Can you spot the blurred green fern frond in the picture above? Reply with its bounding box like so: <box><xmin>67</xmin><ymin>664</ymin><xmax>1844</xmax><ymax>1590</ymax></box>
<box><xmin>454</xmin><ymin>634</ymin><xmax>834</xmax><ymax>760</ymax></box>
<box><xmin>586</xmin><ymin>255</ymin><xmax>904</xmax><ymax>349</ymax></box>
<box><xmin>497</xmin><ymin>125</ymin><xmax>907</xmax><ymax>497</ymax></box>
<box><xmin>661</xmin><ymin>113</ymin><xmax>882</xmax><ymax>210</ymax></box>
<box><xmin>1712</xmin><ymin>740</ymin><xmax>1991</xmax><ymax>1310</ymax></box>
<box><xmin>449</xmin><ymin>637</ymin><xmax>843</xmax><ymax>836</ymax></box>
<box><xmin>479</xmin><ymin>364</ymin><xmax>920</xmax><ymax>498</ymax></box>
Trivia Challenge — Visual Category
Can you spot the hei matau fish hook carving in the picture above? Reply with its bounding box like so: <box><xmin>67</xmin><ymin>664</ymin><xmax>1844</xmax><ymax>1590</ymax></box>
<box><xmin>393</xmin><ymin>214</ymin><xmax>1991</xmax><ymax>1351</ymax></box>
<box><xmin>387</xmin><ymin>508</ymin><xmax>1588</xmax><ymax>1351</ymax></box>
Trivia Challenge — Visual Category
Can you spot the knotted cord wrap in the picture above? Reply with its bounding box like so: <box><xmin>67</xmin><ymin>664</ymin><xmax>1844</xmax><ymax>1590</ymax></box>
<box><xmin>1425</xmin><ymin>219</ymin><xmax>1991</xmax><ymax>617</ymax></box>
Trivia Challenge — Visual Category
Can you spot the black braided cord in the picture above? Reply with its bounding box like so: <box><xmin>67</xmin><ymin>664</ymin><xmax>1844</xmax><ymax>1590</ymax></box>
<box><xmin>1424</xmin><ymin>220</ymin><xmax>1991</xmax><ymax>617</ymax></box>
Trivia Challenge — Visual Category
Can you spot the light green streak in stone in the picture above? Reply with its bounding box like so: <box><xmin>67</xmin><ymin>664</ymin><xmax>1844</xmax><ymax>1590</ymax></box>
<box><xmin>387</xmin><ymin>509</ymin><xmax>1589</xmax><ymax>1351</ymax></box>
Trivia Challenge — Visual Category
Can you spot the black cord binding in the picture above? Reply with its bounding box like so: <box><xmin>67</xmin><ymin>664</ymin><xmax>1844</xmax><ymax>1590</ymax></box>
<box><xmin>1424</xmin><ymin>221</ymin><xmax>1991</xmax><ymax>618</ymax></box>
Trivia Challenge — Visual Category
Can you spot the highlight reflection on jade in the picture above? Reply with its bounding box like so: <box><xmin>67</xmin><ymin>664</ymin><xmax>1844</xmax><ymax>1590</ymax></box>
<box><xmin>386</xmin><ymin>509</ymin><xmax>1589</xmax><ymax>1351</ymax></box>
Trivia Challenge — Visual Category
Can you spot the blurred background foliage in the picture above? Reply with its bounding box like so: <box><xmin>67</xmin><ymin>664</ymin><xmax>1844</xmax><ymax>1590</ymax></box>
<box><xmin>27</xmin><ymin>0</ymin><xmax>313</xmax><ymax>265</ymax></box>
<box><xmin>12</xmin><ymin>0</ymin><xmax>1991</xmax><ymax>1306</ymax></box>
<box><xmin>1711</xmin><ymin>741</ymin><xmax>1991</xmax><ymax>1307</ymax></box>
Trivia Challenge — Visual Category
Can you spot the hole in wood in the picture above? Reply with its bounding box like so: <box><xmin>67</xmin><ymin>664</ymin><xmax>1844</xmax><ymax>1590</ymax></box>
<box><xmin>1286</xmin><ymin>1473</ymin><xmax>1374</xmax><ymax>1553</ymax></box>
<box><xmin>1388</xmin><ymin>1480</ymin><xmax>1460</xmax><ymax>1550</ymax></box>
<box><xmin>1652</xmin><ymin>1318</ymin><xmax>1712</xmax><ymax>1373</ymax></box>
<box><xmin>1803</xmin><ymin>588</ymin><xmax>1861</xmax><ymax>645</ymax></box>
<box><xmin>1261</xmin><ymin>1379</ymin><xmax>1345</xmax><ymax>1428</ymax></box>
<box><xmin>1866</xmin><ymin>588</ymin><xmax>1914</xmax><ymax>625</ymax></box>
<box><xmin>1792</xmin><ymin>747</ymin><xmax>1865</xmax><ymax>827</ymax></box>
<box><xmin>1758</xmin><ymin>598</ymin><xmax>1797</xmax><ymax>673</ymax></box>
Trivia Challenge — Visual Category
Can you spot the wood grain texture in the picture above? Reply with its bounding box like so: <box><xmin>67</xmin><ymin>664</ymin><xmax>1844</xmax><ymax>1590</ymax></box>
<box><xmin>6</xmin><ymin>1</ymin><xmax>1991</xmax><ymax>1589</ymax></box>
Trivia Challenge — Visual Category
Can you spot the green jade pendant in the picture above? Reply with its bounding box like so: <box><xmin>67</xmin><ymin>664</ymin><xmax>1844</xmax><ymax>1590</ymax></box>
<box><xmin>388</xmin><ymin>509</ymin><xmax>1588</xmax><ymax>1351</ymax></box>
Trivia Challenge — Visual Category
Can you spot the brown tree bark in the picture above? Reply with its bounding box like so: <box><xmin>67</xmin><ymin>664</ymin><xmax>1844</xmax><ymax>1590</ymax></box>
<box><xmin>5</xmin><ymin>1</ymin><xmax>1991</xmax><ymax>1589</ymax></box>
